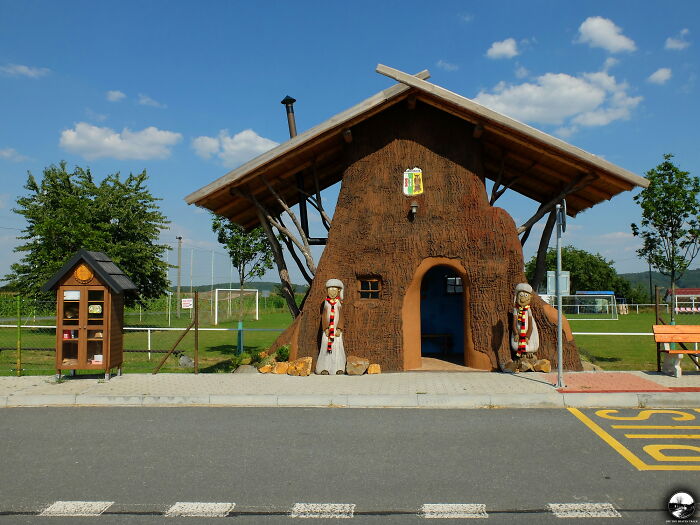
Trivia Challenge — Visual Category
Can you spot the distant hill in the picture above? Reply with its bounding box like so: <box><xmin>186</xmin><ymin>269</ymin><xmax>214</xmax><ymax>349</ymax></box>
<box><xmin>169</xmin><ymin>281</ymin><xmax>309</xmax><ymax>294</ymax></box>
<box><xmin>620</xmin><ymin>269</ymin><xmax>700</xmax><ymax>292</ymax></box>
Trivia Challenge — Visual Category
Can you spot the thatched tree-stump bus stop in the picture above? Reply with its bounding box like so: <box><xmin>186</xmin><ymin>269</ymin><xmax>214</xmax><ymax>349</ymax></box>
<box><xmin>186</xmin><ymin>65</ymin><xmax>648</xmax><ymax>372</ymax></box>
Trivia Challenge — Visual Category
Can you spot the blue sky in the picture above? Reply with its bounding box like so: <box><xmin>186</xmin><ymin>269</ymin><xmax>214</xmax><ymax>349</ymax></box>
<box><xmin>1</xmin><ymin>0</ymin><xmax>698</xmax><ymax>288</ymax></box>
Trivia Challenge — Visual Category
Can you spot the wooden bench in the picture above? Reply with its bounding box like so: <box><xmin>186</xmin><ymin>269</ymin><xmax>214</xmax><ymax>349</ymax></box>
<box><xmin>652</xmin><ymin>325</ymin><xmax>700</xmax><ymax>374</ymax></box>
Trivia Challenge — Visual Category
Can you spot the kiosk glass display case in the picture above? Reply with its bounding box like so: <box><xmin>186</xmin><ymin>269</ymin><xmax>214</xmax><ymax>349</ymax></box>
<box><xmin>42</xmin><ymin>250</ymin><xmax>137</xmax><ymax>379</ymax></box>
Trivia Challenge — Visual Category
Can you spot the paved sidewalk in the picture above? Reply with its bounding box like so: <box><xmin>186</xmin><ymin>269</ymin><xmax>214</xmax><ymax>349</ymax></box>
<box><xmin>0</xmin><ymin>369</ymin><xmax>698</xmax><ymax>408</ymax></box>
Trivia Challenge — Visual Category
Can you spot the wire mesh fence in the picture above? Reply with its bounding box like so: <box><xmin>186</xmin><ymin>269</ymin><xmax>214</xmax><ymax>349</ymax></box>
<box><xmin>0</xmin><ymin>292</ymin><xmax>290</xmax><ymax>376</ymax></box>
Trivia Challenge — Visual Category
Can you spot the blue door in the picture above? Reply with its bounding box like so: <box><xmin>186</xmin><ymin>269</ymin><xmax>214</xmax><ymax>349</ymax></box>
<box><xmin>420</xmin><ymin>266</ymin><xmax>464</xmax><ymax>362</ymax></box>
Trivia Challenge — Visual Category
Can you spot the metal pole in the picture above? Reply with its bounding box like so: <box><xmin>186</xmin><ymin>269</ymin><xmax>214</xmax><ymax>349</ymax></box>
<box><xmin>194</xmin><ymin>291</ymin><xmax>199</xmax><ymax>374</ymax></box>
<box><xmin>176</xmin><ymin>236</ymin><xmax>182</xmax><ymax>318</ymax></box>
<box><xmin>556</xmin><ymin>204</ymin><xmax>565</xmax><ymax>388</ymax></box>
<box><xmin>16</xmin><ymin>294</ymin><xmax>21</xmax><ymax>377</ymax></box>
<box><xmin>147</xmin><ymin>329</ymin><xmax>151</xmax><ymax>360</ymax></box>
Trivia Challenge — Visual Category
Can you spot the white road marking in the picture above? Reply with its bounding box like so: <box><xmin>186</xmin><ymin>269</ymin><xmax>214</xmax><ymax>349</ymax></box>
<box><xmin>290</xmin><ymin>503</ymin><xmax>355</xmax><ymax>518</ymax></box>
<box><xmin>40</xmin><ymin>501</ymin><xmax>114</xmax><ymax>516</ymax></box>
<box><xmin>165</xmin><ymin>502</ymin><xmax>235</xmax><ymax>517</ymax></box>
<box><xmin>548</xmin><ymin>503</ymin><xmax>621</xmax><ymax>518</ymax></box>
<box><xmin>421</xmin><ymin>503</ymin><xmax>488</xmax><ymax>518</ymax></box>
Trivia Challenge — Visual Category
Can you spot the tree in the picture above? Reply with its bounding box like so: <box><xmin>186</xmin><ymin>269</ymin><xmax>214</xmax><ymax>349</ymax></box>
<box><xmin>5</xmin><ymin>162</ymin><xmax>170</xmax><ymax>305</ymax></box>
<box><xmin>631</xmin><ymin>154</ymin><xmax>700</xmax><ymax>322</ymax></box>
<box><xmin>525</xmin><ymin>245</ymin><xmax>646</xmax><ymax>303</ymax></box>
<box><xmin>211</xmin><ymin>215</ymin><xmax>274</xmax><ymax>320</ymax></box>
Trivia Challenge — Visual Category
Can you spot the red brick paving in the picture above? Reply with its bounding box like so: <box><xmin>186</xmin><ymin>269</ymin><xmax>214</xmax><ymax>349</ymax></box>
<box><xmin>545</xmin><ymin>372</ymin><xmax>672</xmax><ymax>393</ymax></box>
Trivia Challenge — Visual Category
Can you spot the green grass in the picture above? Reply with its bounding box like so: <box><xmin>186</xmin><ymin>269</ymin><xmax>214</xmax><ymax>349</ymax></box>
<box><xmin>571</xmin><ymin>311</ymin><xmax>700</xmax><ymax>371</ymax></box>
<box><xmin>0</xmin><ymin>310</ymin><xmax>293</xmax><ymax>376</ymax></box>
<box><xmin>3</xmin><ymin>308</ymin><xmax>700</xmax><ymax>374</ymax></box>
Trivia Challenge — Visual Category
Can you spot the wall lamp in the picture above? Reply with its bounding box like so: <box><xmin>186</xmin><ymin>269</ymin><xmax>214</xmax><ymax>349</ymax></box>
<box><xmin>409</xmin><ymin>201</ymin><xmax>419</xmax><ymax>221</ymax></box>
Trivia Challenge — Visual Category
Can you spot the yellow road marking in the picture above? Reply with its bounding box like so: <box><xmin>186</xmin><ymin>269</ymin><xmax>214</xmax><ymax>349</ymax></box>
<box><xmin>569</xmin><ymin>408</ymin><xmax>647</xmax><ymax>470</ymax></box>
<box><xmin>594</xmin><ymin>409</ymin><xmax>696</xmax><ymax>421</ymax></box>
<box><xmin>625</xmin><ymin>434</ymin><xmax>700</xmax><ymax>439</ymax></box>
<box><xmin>567</xmin><ymin>408</ymin><xmax>700</xmax><ymax>471</ymax></box>
<box><xmin>644</xmin><ymin>445</ymin><xmax>700</xmax><ymax>462</ymax></box>
<box><xmin>612</xmin><ymin>425</ymin><xmax>700</xmax><ymax>429</ymax></box>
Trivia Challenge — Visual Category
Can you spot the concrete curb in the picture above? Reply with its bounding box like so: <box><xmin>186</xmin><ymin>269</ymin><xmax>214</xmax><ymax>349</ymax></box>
<box><xmin>2</xmin><ymin>391</ymin><xmax>699</xmax><ymax>408</ymax></box>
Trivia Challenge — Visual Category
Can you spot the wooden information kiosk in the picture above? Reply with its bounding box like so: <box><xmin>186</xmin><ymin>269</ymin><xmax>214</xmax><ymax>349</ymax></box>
<box><xmin>42</xmin><ymin>250</ymin><xmax>137</xmax><ymax>379</ymax></box>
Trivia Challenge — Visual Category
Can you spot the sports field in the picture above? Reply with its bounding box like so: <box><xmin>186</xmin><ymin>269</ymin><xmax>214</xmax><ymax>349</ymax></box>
<box><xmin>0</xmin><ymin>309</ymin><xmax>698</xmax><ymax>375</ymax></box>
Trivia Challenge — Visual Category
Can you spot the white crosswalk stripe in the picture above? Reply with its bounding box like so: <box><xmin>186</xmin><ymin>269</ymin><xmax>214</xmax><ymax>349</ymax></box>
<box><xmin>547</xmin><ymin>503</ymin><xmax>621</xmax><ymax>518</ymax></box>
<box><xmin>27</xmin><ymin>499</ymin><xmax>626</xmax><ymax>519</ymax></box>
<box><xmin>421</xmin><ymin>503</ymin><xmax>488</xmax><ymax>518</ymax></box>
<box><xmin>290</xmin><ymin>503</ymin><xmax>355</xmax><ymax>518</ymax></box>
<box><xmin>164</xmin><ymin>502</ymin><xmax>235</xmax><ymax>517</ymax></box>
<box><xmin>39</xmin><ymin>501</ymin><xmax>114</xmax><ymax>516</ymax></box>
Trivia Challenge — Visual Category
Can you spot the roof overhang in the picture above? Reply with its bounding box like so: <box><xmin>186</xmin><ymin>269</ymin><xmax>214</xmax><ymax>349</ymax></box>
<box><xmin>185</xmin><ymin>65</ymin><xmax>648</xmax><ymax>230</ymax></box>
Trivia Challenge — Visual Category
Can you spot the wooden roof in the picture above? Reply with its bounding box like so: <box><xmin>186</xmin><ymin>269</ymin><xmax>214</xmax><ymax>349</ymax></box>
<box><xmin>185</xmin><ymin>65</ymin><xmax>648</xmax><ymax>230</ymax></box>
<box><xmin>42</xmin><ymin>250</ymin><xmax>138</xmax><ymax>293</ymax></box>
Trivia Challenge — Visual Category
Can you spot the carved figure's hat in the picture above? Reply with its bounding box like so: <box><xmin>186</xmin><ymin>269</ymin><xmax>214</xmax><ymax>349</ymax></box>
<box><xmin>325</xmin><ymin>278</ymin><xmax>344</xmax><ymax>300</ymax></box>
<box><xmin>514</xmin><ymin>282</ymin><xmax>533</xmax><ymax>304</ymax></box>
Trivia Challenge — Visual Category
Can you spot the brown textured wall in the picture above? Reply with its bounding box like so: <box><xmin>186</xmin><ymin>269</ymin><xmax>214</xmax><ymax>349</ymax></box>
<box><xmin>283</xmin><ymin>102</ymin><xmax>581</xmax><ymax>371</ymax></box>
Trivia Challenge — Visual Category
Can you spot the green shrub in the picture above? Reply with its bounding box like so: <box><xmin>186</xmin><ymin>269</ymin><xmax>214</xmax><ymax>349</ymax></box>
<box><xmin>276</xmin><ymin>345</ymin><xmax>290</xmax><ymax>362</ymax></box>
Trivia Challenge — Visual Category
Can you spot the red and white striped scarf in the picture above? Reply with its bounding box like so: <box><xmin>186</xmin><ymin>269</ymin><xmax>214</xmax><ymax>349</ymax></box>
<box><xmin>517</xmin><ymin>304</ymin><xmax>530</xmax><ymax>356</ymax></box>
<box><xmin>326</xmin><ymin>297</ymin><xmax>340</xmax><ymax>353</ymax></box>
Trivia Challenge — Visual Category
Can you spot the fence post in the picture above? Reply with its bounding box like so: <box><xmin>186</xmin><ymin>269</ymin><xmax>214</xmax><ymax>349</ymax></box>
<box><xmin>147</xmin><ymin>329</ymin><xmax>152</xmax><ymax>360</ymax></box>
<box><xmin>16</xmin><ymin>294</ymin><xmax>21</xmax><ymax>377</ymax></box>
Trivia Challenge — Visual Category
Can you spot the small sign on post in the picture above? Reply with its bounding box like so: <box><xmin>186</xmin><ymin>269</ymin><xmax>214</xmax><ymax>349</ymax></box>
<box><xmin>181</xmin><ymin>298</ymin><xmax>193</xmax><ymax>309</ymax></box>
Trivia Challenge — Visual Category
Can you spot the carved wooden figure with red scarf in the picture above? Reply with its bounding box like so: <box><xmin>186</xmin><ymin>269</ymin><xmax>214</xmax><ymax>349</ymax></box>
<box><xmin>315</xmin><ymin>279</ymin><xmax>347</xmax><ymax>375</ymax></box>
<box><xmin>503</xmin><ymin>283</ymin><xmax>542</xmax><ymax>373</ymax></box>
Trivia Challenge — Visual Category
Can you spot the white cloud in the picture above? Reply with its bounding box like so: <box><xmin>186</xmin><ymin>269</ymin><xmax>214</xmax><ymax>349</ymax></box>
<box><xmin>486</xmin><ymin>38</ymin><xmax>519</xmax><ymax>59</ymax></box>
<box><xmin>515</xmin><ymin>65</ymin><xmax>529</xmax><ymax>79</ymax></box>
<box><xmin>192</xmin><ymin>129</ymin><xmax>278</xmax><ymax>168</ymax></box>
<box><xmin>647</xmin><ymin>67</ymin><xmax>672</xmax><ymax>85</ymax></box>
<box><xmin>436</xmin><ymin>59</ymin><xmax>459</xmax><ymax>72</ymax></box>
<box><xmin>192</xmin><ymin>136</ymin><xmax>220</xmax><ymax>159</ymax></box>
<box><xmin>0</xmin><ymin>148</ymin><xmax>28</xmax><ymax>162</ymax></box>
<box><xmin>106</xmin><ymin>90</ymin><xmax>126</xmax><ymax>102</ymax></box>
<box><xmin>138</xmin><ymin>93</ymin><xmax>166</xmax><ymax>108</ymax></box>
<box><xmin>576</xmin><ymin>16</ymin><xmax>636</xmax><ymax>53</ymax></box>
<box><xmin>459</xmin><ymin>13</ymin><xmax>473</xmax><ymax>23</ymax></box>
<box><xmin>666</xmin><ymin>28</ymin><xmax>690</xmax><ymax>50</ymax></box>
<box><xmin>473</xmin><ymin>69</ymin><xmax>642</xmax><ymax>135</ymax></box>
<box><xmin>602</xmin><ymin>57</ymin><xmax>619</xmax><ymax>72</ymax></box>
<box><xmin>0</xmin><ymin>63</ymin><xmax>50</xmax><ymax>78</ymax></box>
<box><xmin>59</xmin><ymin>122</ymin><xmax>182</xmax><ymax>160</ymax></box>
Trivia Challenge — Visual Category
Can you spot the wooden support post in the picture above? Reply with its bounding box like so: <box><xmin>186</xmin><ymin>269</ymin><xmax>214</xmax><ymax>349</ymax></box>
<box><xmin>153</xmin><ymin>319</ymin><xmax>195</xmax><ymax>374</ymax></box>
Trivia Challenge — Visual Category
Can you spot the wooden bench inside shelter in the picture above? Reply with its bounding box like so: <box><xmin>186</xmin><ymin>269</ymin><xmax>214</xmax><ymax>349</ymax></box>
<box><xmin>652</xmin><ymin>324</ymin><xmax>700</xmax><ymax>374</ymax></box>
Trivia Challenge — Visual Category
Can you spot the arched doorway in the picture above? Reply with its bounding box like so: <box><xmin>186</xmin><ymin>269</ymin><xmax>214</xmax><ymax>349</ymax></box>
<box><xmin>402</xmin><ymin>257</ymin><xmax>484</xmax><ymax>370</ymax></box>
<box><xmin>420</xmin><ymin>266</ymin><xmax>464</xmax><ymax>363</ymax></box>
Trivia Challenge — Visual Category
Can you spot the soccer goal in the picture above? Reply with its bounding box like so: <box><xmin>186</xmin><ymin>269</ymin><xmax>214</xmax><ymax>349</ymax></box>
<box><xmin>540</xmin><ymin>293</ymin><xmax>618</xmax><ymax>321</ymax></box>
<box><xmin>213</xmin><ymin>288</ymin><xmax>259</xmax><ymax>325</ymax></box>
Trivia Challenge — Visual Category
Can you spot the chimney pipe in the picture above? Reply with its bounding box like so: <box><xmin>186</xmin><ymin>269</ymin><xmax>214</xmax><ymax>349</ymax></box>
<box><xmin>280</xmin><ymin>95</ymin><xmax>297</xmax><ymax>138</ymax></box>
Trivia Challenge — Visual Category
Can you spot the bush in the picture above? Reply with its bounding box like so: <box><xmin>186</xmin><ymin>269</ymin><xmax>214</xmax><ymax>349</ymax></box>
<box><xmin>276</xmin><ymin>345</ymin><xmax>290</xmax><ymax>362</ymax></box>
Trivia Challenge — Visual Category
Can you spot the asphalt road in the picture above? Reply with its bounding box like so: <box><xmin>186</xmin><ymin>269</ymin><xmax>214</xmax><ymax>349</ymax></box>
<box><xmin>0</xmin><ymin>407</ymin><xmax>697</xmax><ymax>523</ymax></box>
